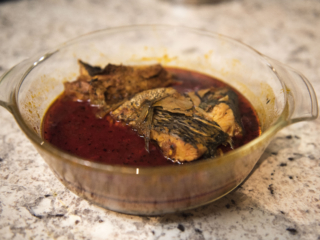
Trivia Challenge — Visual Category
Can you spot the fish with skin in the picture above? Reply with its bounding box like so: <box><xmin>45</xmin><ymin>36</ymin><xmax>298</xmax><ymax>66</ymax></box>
<box><xmin>111</xmin><ymin>87</ymin><xmax>242</xmax><ymax>162</ymax></box>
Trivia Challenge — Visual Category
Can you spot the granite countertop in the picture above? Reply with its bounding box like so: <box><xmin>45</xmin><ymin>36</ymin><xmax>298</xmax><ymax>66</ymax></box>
<box><xmin>0</xmin><ymin>0</ymin><xmax>320</xmax><ymax>239</ymax></box>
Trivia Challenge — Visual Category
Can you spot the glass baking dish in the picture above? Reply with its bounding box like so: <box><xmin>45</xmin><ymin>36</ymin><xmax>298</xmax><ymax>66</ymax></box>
<box><xmin>0</xmin><ymin>25</ymin><xmax>317</xmax><ymax>215</ymax></box>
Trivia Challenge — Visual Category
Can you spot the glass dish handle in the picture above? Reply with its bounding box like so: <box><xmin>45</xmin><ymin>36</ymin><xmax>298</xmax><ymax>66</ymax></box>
<box><xmin>0</xmin><ymin>59</ymin><xmax>32</xmax><ymax>113</ymax></box>
<box><xmin>265</xmin><ymin>57</ymin><xmax>318</xmax><ymax>123</ymax></box>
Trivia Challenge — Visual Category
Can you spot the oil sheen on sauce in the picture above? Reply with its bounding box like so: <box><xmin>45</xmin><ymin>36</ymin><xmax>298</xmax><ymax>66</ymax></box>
<box><xmin>42</xmin><ymin>68</ymin><xmax>261</xmax><ymax>167</ymax></box>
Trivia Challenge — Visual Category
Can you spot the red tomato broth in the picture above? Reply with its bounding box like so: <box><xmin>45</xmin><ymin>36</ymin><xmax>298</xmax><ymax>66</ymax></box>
<box><xmin>42</xmin><ymin>67</ymin><xmax>260</xmax><ymax>166</ymax></box>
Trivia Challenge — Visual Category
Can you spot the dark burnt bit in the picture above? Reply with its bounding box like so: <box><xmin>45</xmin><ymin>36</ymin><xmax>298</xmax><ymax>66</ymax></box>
<box><xmin>268</xmin><ymin>184</ymin><xmax>274</xmax><ymax>195</ymax></box>
<box><xmin>286</xmin><ymin>135</ymin><xmax>293</xmax><ymax>139</ymax></box>
<box><xmin>294</xmin><ymin>135</ymin><xmax>300</xmax><ymax>139</ymax></box>
<box><xmin>280</xmin><ymin>211</ymin><xmax>285</xmax><ymax>214</ymax></box>
<box><xmin>0</xmin><ymin>157</ymin><xmax>3</xmax><ymax>162</ymax></box>
<box><xmin>225</xmin><ymin>204</ymin><xmax>231</xmax><ymax>209</ymax></box>
<box><xmin>266</xmin><ymin>98</ymin><xmax>270</xmax><ymax>104</ymax></box>
<box><xmin>286</xmin><ymin>228</ymin><xmax>298</xmax><ymax>235</ymax></box>
<box><xmin>288</xmin><ymin>157</ymin><xmax>294</xmax><ymax>161</ymax></box>
<box><xmin>280</xmin><ymin>163</ymin><xmax>287</xmax><ymax>167</ymax></box>
<box><xmin>289</xmin><ymin>176</ymin><xmax>293</xmax><ymax>179</ymax></box>
<box><xmin>99</xmin><ymin>219</ymin><xmax>104</xmax><ymax>223</ymax></box>
<box><xmin>79</xmin><ymin>60</ymin><xmax>104</xmax><ymax>76</ymax></box>
<box><xmin>75</xmin><ymin>220</ymin><xmax>80</xmax><ymax>225</ymax></box>
<box><xmin>151</xmin><ymin>230</ymin><xmax>155</xmax><ymax>235</ymax></box>
<box><xmin>195</xmin><ymin>228</ymin><xmax>202</xmax><ymax>234</ymax></box>
<box><xmin>271</xmin><ymin>152</ymin><xmax>278</xmax><ymax>155</ymax></box>
<box><xmin>177</xmin><ymin>224</ymin><xmax>185</xmax><ymax>232</ymax></box>
<box><xmin>44</xmin><ymin>194</ymin><xmax>51</xmax><ymax>197</ymax></box>
<box><xmin>231</xmin><ymin>199</ymin><xmax>236</xmax><ymax>205</ymax></box>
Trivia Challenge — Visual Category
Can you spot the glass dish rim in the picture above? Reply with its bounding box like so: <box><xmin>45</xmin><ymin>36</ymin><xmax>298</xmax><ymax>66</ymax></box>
<box><xmin>10</xmin><ymin>24</ymin><xmax>290</xmax><ymax>175</ymax></box>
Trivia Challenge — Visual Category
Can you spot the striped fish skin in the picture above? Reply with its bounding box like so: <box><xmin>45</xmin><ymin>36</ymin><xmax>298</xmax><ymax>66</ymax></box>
<box><xmin>111</xmin><ymin>88</ymin><xmax>233</xmax><ymax>162</ymax></box>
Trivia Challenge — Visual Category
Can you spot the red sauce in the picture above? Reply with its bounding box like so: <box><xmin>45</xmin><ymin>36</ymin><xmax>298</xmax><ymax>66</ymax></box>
<box><xmin>42</xmin><ymin>68</ymin><xmax>260</xmax><ymax>166</ymax></box>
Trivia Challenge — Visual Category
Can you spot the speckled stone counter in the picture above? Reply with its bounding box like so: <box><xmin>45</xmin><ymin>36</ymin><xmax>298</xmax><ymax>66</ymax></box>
<box><xmin>0</xmin><ymin>0</ymin><xmax>320</xmax><ymax>239</ymax></box>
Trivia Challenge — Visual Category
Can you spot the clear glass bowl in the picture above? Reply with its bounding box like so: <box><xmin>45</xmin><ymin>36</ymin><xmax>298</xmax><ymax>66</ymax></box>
<box><xmin>0</xmin><ymin>25</ymin><xmax>318</xmax><ymax>215</ymax></box>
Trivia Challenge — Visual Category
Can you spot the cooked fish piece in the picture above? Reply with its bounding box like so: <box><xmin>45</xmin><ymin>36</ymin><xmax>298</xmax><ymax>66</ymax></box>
<box><xmin>111</xmin><ymin>88</ymin><xmax>230</xmax><ymax>162</ymax></box>
<box><xmin>192</xmin><ymin>88</ymin><xmax>244</xmax><ymax>137</ymax></box>
<box><xmin>64</xmin><ymin>60</ymin><xmax>176</xmax><ymax>117</ymax></box>
<box><xmin>150</xmin><ymin>130</ymin><xmax>207</xmax><ymax>162</ymax></box>
<box><xmin>209</xmin><ymin>102</ymin><xmax>242</xmax><ymax>137</ymax></box>
<box><xmin>111</xmin><ymin>88</ymin><xmax>177</xmax><ymax>127</ymax></box>
<box><xmin>152</xmin><ymin>92</ymin><xmax>193</xmax><ymax>116</ymax></box>
<box><xmin>151</xmin><ymin>109</ymin><xmax>229</xmax><ymax>161</ymax></box>
<box><xmin>64</xmin><ymin>80</ymin><xmax>91</xmax><ymax>101</ymax></box>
